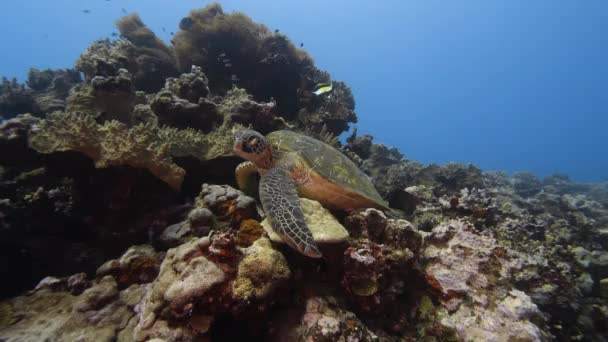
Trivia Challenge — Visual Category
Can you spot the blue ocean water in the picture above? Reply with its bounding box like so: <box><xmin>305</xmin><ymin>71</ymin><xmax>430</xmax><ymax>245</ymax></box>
<box><xmin>1</xmin><ymin>0</ymin><xmax>606</xmax><ymax>181</ymax></box>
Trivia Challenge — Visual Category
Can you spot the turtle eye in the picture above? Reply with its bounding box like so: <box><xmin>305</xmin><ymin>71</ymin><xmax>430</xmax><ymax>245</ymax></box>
<box><xmin>243</xmin><ymin>136</ymin><xmax>263</xmax><ymax>154</ymax></box>
<box><xmin>235</xmin><ymin>130</ymin><xmax>266</xmax><ymax>154</ymax></box>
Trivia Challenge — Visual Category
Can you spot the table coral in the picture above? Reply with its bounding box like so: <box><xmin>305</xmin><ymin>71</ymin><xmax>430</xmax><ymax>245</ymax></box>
<box><xmin>27</xmin><ymin>110</ymin><xmax>243</xmax><ymax>190</ymax></box>
<box><xmin>28</xmin><ymin>111</ymin><xmax>184</xmax><ymax>190</ymax></box>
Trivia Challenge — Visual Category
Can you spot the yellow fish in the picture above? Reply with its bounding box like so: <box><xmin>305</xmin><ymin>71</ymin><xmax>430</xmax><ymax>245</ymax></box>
<box><xmin>312</xmin><ymin>82</ymin><xmax>332</xmax><ymax>96</ymax></box>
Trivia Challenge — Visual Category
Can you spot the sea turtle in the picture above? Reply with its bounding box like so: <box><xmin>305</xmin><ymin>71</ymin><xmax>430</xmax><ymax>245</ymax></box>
<box><xmin>233</xmin><ymin>129</ymin><xmax>390</xmax><ymax>258</ymax></box>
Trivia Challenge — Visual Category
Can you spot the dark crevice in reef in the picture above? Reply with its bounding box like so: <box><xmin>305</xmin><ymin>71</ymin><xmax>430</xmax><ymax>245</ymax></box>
<box><xmin>175</xmin><ymin>156</ymin><xmax>242</xmax><ymax>199</ymax></box>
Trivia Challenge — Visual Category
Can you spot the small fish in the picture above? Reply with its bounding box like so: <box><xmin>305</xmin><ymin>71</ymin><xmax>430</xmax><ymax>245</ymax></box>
<box><xmin>170</xmin><ymin>32</ymin><xmax>174</xmax><ymax>35</ymax></box>
<box><xmin>111</xmin><ymin>32</ymin><xmax>118</xmax><ymax>37</ymax></box>
<box><xmin>312</xmin><ymin>82</ymin><xmax>333</xmax><ymax>96</ymax></box>
<box><xmin>83</xmin><ymin>9</ymin><xmax>91</xmax><ymax>14</ymax></box>
<box><xmin>231</xmin><ymin>75</ymin><xmax>240</xmax><ymax>82</ymax></box>
<box><xmin>300</xmin><ymin>42</ymin><xmax>304</xmax><ymax>47</ymax></box>
<box><xmin>274</xmin><ymin>29</ymin><xmax>279</xmax><ymax>33</ymax></box>
<box><xmin>218</xmin><ymin>52</ymin><xmax>226</xmax><ymax>58</ymax></box>
<box><xmin>121</xmin><ymin>8</ymin><xmax>127</xmax><ymax>14</ymax></box>
<box><xmin>162</xmin><ymin>27</ymin><xmax>166</xmax><ymax>32</ymax></box>
<box><xmin>225</xmin><ymin>63</ymin><xmax>232</xmax><ymax>67</ymax></box>
<box><xmin>222</xmin><ymin>58</ymin><xmax>231</xmax><ymax>63</ymax></box>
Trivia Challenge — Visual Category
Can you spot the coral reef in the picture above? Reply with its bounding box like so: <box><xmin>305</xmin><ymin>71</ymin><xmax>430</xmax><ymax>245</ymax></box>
<box><xmin>422</xmin><ymin>220</ymin><xmax>547</xmax><ymax>341</ymax></box>
<box><xmin>196</xmin><ymin>183</ymin><xmax>258</xmax><ymax>225</ymax></box>
<box><xmin>150</xmin><ymin>65</ymin><xmax>220</xmax><ymax>131</ymax></box>
<box><xmin>1</xmin><ymin>2</ymin><xmax>606</xmax><ymax>341</ymax></box>
<box><xmin>262</xmin><ymin>198</ymin><xmax>349</xmax><ymax>244</ymax></box>
<box><xmin>171</xmin><ymin>3</ymin><xmax>356</xmax><ymax>135</ymax></box>
<box><xmin>268</xmin><ymin>295</ymin><xmax>378</xmax><ymax>341</ymax></box>
<box><xmin>133</xmin><ymin>234</ymin><xmax>290</xmax><ymax>341</ymax></box>
<box><xmin>27</xmin><ymin>108</ymin><xmax>245</xmax><ymax>190</ymax></box>
<box><xmin>96</xmin><ymin>245</ymin><xmax>161</xmax><ymax>289</ymax></box>
<box><xmin>0</xmin><ymin>275</ymin><xmax>145</xmax><ymax>342</ymax></box>
<box><xmin>29</xmin><ymin>111</ymin><xmax>186</xmax><ymax>190</ymax></box>
<box><xmin>0</xmin><ymin>77</ymin><xmax>40</xmax><ymax>118</ymax></box>
<box><xmin>77</xmin><ymin>14</ymin><xmax>177</xmax><ymax>93</ymax></box>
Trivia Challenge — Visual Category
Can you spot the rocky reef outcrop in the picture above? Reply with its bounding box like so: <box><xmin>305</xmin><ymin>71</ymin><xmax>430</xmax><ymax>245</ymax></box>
<box><xmin>1</xmin><ymin>2</ymin><xmax>606</xmax><ymax>341</ymax></box>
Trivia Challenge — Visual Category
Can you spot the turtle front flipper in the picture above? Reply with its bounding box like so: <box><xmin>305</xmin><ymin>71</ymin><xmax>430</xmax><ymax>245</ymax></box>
<box><xmin>259</xmin><ymin>166</ymin><xmax>322</xmax><ymax>258</ymax></box>
<box><xmin>235</xmin><ymin>161</ymin><xmax>259</xmax><ymax>197</ymax></box>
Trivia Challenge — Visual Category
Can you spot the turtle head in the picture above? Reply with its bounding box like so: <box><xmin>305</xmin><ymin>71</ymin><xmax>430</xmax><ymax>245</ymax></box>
<box><xmin>233</xmin><ymin>130</ymin><xmax>272</xmax><ymax>169</ymax></box>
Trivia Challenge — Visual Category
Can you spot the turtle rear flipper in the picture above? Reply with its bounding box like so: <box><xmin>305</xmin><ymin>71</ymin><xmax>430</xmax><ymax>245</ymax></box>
<box><xmin>260</xmin><ymin>166</ymin><xmax>322</xmax><ymax>258</ymax></box>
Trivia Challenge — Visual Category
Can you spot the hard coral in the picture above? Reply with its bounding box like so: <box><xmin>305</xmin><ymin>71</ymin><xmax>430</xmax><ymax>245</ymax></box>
<box><xmin>134</xmin><ymin>237</ymin><xmax>217</xmax><ymax>341</ymax></box>
<box><xmin>298</xmin><ymin>81</ymin><xmax>357</xmax><ymax>135</ymax></box>
<box><xmin>421</xmin><ymin>220</ymin><xmax>549</xmax><ymax>341</ymax></box>
<box><xmin>160</xmin><ymin>207</ymin><xmax>215</xmax><ymax>247</ymax></box>
<box><xmin>77</xmin><ymin>35</ymin><xmax>177</xmax><ymax>93</ymax></box>
<box><xmin>29</xmin><ymin>111</ymin><xmax>185</xmax><ymax>190</ymax></box>
<box><xmin>237</xmin><ymin>219</ymin><xmax>265</xmax><ymax>247</ymax></box>
<box><xmin>0</xmin><ymin>77</ymin><xmax>39</xmax><ymax>118</ymax></box>
<box><xmin>135</xmin><ymin>234</ymin><xmax>290</xmax><ymax>341</ymax></box>
<box><xmin>151</xmin><ymin>66</ymin><xmax>222</xmax><ymax>131</ymax></box>
<box><xmin>96</xmin><ymin>245</ymin><xmax>161</xmax><ymax>289</ymax></box>
<box><xmin>27</xmin><ymin>110</ymin><xmax>240</xmax><ymax>190</ymax></box>
<box><xmin>197</xmin><ymin>183</ymin><xmax>258</xmax><ymax>224</ymax></box>
<box><xmin>218</xmin><ymin>87</ymin><xmax>285</xmax><ymax>134</ymax></box>
<box><xmin>172</xmin><ymin>3</ymin><xmax>323</xmax><ymax>121</ymax></box>
<box><xmin>268</xmin><ymin>295</ymin><xmax>378</xmax><ymax>341</ymax></box>
<box><xmin>342</xmin><ymin>239</ymin><xmax>414</xmax><ymax>314</ymax></box>
<box><xmin>232</xmin><ymin>237</ymin><xmax>291</xmax><ymax>302</ymax></box>
<box><xmin>27</xmin><ymin>68</ymin><xmax>81</xmax><ymax>113</ymax></box>
<box><xmin>66</xmin><ymin>68</ymin><xmax>136</xmax><ymax>125</ymax></box>
<box><xmin>0</xmin><ymin>276</ymin><xmax>145</xmax><ymax>342</ymax></box>
<box><xmin>513</xmin><ymin>172</ymin><xmax>543</xmax><ymax>197</ymax></box>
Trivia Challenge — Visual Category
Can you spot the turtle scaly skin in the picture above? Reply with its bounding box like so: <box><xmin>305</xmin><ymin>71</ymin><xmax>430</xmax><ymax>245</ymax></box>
<box><xmin>233</xmin><ymin>130</ymin><xmax>388</xmax><ymax>258</ymax></box>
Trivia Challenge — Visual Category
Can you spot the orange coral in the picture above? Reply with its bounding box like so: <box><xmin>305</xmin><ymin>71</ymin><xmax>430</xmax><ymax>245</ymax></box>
<box><xmin>237</xmin><ymin>219</ymin><xmax>264</xmax><ymax>247</ymax></box>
